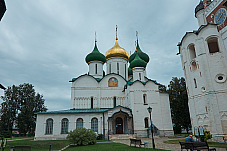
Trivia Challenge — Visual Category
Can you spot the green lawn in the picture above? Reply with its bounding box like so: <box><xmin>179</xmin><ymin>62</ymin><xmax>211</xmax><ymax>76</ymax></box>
<box><xmin>6</xmin><ymin>136</ymin><xmax>34</xmax><ymax>140</ymax></box>
<box><xmin>4</xmin><ymin>138</ymin><xmax>70</xmax><ymax>151</ymax></box>
<box><xmin>65</xmin><ymin>143</ymin><xmax>170</xmax><ymax>151</ymax></box>
<box><xmin>3</xmin><ymin>138</ymin><xmax>170</xmax><ymax>151</ymax></box>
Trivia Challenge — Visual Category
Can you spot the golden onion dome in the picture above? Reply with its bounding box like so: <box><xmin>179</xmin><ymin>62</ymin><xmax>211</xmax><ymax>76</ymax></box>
<box><xmin>105</xmin><ymin>40</ymin><xmax>129</xmax><ymax>61</ymax></box>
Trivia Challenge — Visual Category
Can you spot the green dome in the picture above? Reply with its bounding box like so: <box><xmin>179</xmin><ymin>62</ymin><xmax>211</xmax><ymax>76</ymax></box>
<box><xmin>129</xmin><ymin>51</ymin><xmax>147</xmax><ymax>69</ymax></box>
<box><xmin>128</xmin><ymin>67</ymin><xmax>133</xmax><ymax>76</ymax></box>
<box><xmin>85</xmin><ymin>42</ymin><xmax>106</xmax><ymax>64</ymax></box>
<box><xmin>129</xmin><ymin>41</ymin><xmax>149</xmax><ymax>63</ymax></box>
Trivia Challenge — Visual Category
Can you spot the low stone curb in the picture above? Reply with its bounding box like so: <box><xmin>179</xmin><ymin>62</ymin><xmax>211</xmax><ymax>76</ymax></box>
<box><xmin>59</xmin><ymin>144</ymin><xmax>73</xmax><ymax>151</ymax></box>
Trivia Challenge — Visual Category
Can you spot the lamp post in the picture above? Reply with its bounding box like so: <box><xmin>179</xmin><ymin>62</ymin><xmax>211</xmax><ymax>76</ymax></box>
<box><xmin>147</xmin><ymin>106</ymin><xmax>155</xmax><ymax>150</ymax></box>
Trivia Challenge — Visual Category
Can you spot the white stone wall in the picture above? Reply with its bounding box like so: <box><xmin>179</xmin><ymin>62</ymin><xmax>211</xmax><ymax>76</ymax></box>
<box><xmin>179</xmin><ymin>24</ymin><xmax>227</xmax><ymax>135</ymax></box>
<box><xmin>196</xmin><ymin>9</ymin><xmax>207</xmax><ymax>26</ymax></box>
<box><xmin>132</xmin><ymin>68</ymin><xmax>145</xmax><ymax>82</ymax></box>
<box><xmin>35</xmin><ymin>113</ymin><xmax>104</xmax><ymax>140</ymax></box>
<box><xmin>128</xmin><ymin>81</ymin><xmax>173</xmax><ymax>137</ymax></box>
<box><xmin>71</xmin><ymin>74</ymin><xmax>128</xmax><ymax>109</ymax></box>
<box><xmin>89</xmin><ymin>62</ymin><xmax>103</xmax><ymax>79</ymax></box>
<box><xmin>106</xmin><ymin>58</ymin><xmax>128</xmax><ymax>80</ymax></box>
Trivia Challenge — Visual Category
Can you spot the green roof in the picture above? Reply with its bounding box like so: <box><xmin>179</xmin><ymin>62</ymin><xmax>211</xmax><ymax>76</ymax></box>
<box><xmin>36</xmin><ymin>105</ymin><xmax>132</xmax><ymax>115</ymax></box>
<box><xmin>127</xmin><ymin>77</ymin><xmax>160</xmax><ymax>86</ymax></box>
<box><xmin>129</xmin><ymin>40</ymin><xmax>149</xmax><ymax>63</ymax></box>
<box><xmin>128</xmin><ymin>67</ymin><xmax>133</xmax><ymax>76</ymax></box>
<box><xmin>35</xmin><ymin>108</ymin><xmax>111</xmax><ymax>114</ymax></box>
<box><xmin>85</xmin><ymin>42</ymin><xmax>106</xmax><ymax>64</ymax></box>
<box><xmin>129</xmin><ymin>51</ymin><xmax>147</xmax><ymax>69</ymax></box>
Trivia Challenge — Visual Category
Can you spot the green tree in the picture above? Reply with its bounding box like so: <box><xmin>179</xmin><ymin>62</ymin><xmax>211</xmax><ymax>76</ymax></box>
<box><xmin>159</xmin><ymin>84</ymin><xmax>167</xmax><ymax>92</ymax></box>
<box><xmin>0</xmin><ymin>85</ymin><xmax>19</xmax><ymax>136</ymax></box>
<box><xmin>0</xmin><ymin>83</ymin><xmax>47</xmax><ymax>136</ymax></box>
<box><xmin>168</xmin><ymin>77</ymin><xmax>191</xmax><ymax>134</ymax></box>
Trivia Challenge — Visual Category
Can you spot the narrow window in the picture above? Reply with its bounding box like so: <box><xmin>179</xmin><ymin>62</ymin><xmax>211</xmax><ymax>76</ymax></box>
<box><xmin>188</xmin><ymin>44</ymin><xmax>196</xmax><ymax>60</ymax></box>
<box><xmin>95</xmin><ymin>64</ymin><xmax>97</xmax><ymax>74</ymax></box>
<box><xmin>76</xmin><ymin>118</ymin><xmax>83</xmax><ymax>129</ymax></box>
<box><xmin>144</xmin><ymin>118</ymin><xmax>149</xmax><ymax>128</ymax></box>
<box><xmin>46</xmin><ymin>118</ymin><xmax>53</xmax><ymax>135</ymax></box>
<box><xmin>91</xmin><ymin>118</ymin><xmax>98</xmax><ymax>133</ymax></box>
<box><xmin>139</xmin><ymin>73</ymin><xmax>141</xmax><ymax>80</ymax></box>
<box><xmin>194</xmin><ymin>78</ymin><xmax>197</xmax><ymax>88</ymax></box>
<box><xmin>143</xmin><ymin>94</ymin><xmax>147</xmax><ymax>105</ymax></box>
<box><xmin>61</xmin><ymin>118</ymin><xmax>69</xmax><ymax>134</ymax></box>
<box><xmin>109</xmin><ymin>64</ymin><xmax>111</xmax><ymax>73</ymax></box>
<box><xmin>113</xmin><ymin>96</ymin><xmax>116</xmax><ymax>107</ymax></box>
<box><xmin>91</xmin><ymin>97</ymin><xmax>93</xmax><ymax>109</ymax></box>
<box><xmin>125</xmin><ymin>64</ymin><xmax>126</xmax><ymax>79</ymax></box>
<box><xmin>117</xmin><ymin>63</ymin><xmax>119</xmax><ymax>74</ymax></box>
<box><xmin>207</xmin><ymin>37</ymin><xmax>220</xmax><ymax>53</ymax></box>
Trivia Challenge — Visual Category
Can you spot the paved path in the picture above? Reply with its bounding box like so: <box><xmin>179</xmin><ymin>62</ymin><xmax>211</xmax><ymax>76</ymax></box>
<box><xmin>7</xmin><ymin>137</ymin><xmax>32</xmax><ymax>141</ymax></box>
<box><xmin>112</xmin><ymin>137</ymin><xmax>226</xmax><ymax>151</ymax></box>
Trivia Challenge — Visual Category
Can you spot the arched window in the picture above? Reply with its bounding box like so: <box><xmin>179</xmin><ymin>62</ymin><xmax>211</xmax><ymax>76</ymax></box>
<box><xmin>139</xmin><ymin>73</ymin><xmax>141</xmax><ymax>80</ymax></box>
<box><xmin>143</xmin><ymin>94</ymin><xmax>147</xmax><ymax>105</ymax></box>
<box><xmin>113</xmin><ymin>96</ymin><xmax>116</xmax><ymax>107</ymax></box>
<box><xmin>91</xmin><ymin>97</ymin><xmax>93</xmax><ymax>109</ymax></box>
<box><xmin>76</xmin><ymin>118</ymin><xmax>83</xmax><ymax>129</ymax></box>
<box><xmin>144</xmin><ymin>118</ymin><xmax>149</xmax><ymax>128</ymax></box>
<box><xmin>95</xmin><ymin>64</ymin><xmax>97</xmax><ymax>74</ymax></box>
<box><xmin>188</xmin><ymin>44</ymin><xmax>196</xmax><ymax>60</ymax></box>
<box><xmin>207</xmin><ymin>37</ymin><xmax>220</xmax><ymax>53</ymax></box>
<box><xmin>45</xmin><ymin>118</ymin><xmax>53</xmax><ymax>135</ymax></box>
<box><xmin>91</xmin><ymin>118</ymin><xmax>98</xmax><ymax>133</ymax></box>
<box><xmin>61</xmin><ymin>118</ymin><xmax>69</xmax><ymax>134</ymax></box>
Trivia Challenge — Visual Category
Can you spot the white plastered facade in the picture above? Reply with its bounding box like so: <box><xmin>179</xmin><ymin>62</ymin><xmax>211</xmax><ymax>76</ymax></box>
<box><xmin>35</xmin><ymin>41</ymin><xmax>174</xmax><ymax>140</ymax></box>
<box><xmin>179</xmin><ymin>1</ymin><xmax>227</xmax><ymax>138</ymax></box>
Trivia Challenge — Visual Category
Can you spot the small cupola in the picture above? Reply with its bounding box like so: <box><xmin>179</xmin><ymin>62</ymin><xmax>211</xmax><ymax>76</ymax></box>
<box><xmin>85</xmin><ymin>41</ymin><xmax>106</xmax><ymax>65</ymax></box>
<box><xmin>129</xmin><ymin>52</ymin><xmax>147</xmax><ymax>69</ymax></box>
<box><xmin>105</xmin><ymin>40</ymin><xmax>129</xmax><ymax>61</ymax></box>
<box><xmin>129</xmin><ymin>33</ymin><xmax>149</xmax><ymax>64</ymax></box>
<box><xmin>85</xmin><ymin>38</ymin><xmax>106</xmax><ymax>79</ymax></box>
<box><xmin>195</xmin><ymin>1</ymin><xmax>204</xmax><ymax>17</ymax></box>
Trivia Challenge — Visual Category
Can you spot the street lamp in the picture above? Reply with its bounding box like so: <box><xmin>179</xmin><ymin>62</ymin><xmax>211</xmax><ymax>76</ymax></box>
<box><xmin>147</xmin><ymin>106</ymin><xmax>155</xmax><ymax>150</ymax></box>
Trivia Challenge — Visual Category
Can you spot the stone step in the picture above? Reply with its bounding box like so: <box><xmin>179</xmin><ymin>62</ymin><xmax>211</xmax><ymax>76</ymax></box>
<box><xmin>109</xmin><ymin>134</ymin><xmax>136</xmax><ymax>140</ymax></box>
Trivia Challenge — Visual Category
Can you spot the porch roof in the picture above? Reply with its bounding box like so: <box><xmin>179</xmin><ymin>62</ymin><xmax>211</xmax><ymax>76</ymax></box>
<box><xmin>35</xmin><ymin>105</ymin><xmax>132</xmax><ymax>115</ymax></box>
<box><xmin>35</xmin><ymin>108</ymin><xmax>112</xmax><ymax>114</ymax></box>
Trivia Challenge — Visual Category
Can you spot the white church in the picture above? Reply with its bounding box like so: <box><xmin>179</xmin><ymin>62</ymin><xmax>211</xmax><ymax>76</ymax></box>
<box><xmin>178</xmin><ymin>0</ymin><xmax>227</xmax><ymax>139</ymax></box>
<box><xmin>35</xmin><ymin>31</ymin><xmax>174</xmax><ymax>140</ymax></box>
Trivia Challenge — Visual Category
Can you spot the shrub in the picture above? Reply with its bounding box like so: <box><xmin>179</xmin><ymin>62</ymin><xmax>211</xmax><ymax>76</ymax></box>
<box><xmin>67</xmin><ymin>128</ymin><xmax>97</xmax><ymax>146</ymax></box>
<box><xmin>0</xmin><ymin>130</ymin><xmax>11</xmax><ymax>138</ymax></box>
<box><xmin>204</xmin><ymin>131</ymin><xmax>212</xmax><ymax>141</ymax></box>
<box><xmin>97</xmin><ymin>134</ymin><xmax>104</xmax><ymax>140</ymax></box>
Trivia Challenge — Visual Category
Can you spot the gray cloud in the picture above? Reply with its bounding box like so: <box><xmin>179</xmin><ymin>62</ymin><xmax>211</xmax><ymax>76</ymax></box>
<box><xmin>0</xmin><ymin>0</ymin><xmax>200</xmax><ymax>110</ymax></box>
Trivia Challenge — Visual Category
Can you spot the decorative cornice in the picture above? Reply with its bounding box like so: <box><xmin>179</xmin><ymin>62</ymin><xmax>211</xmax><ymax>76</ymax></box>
<box><xmin>131</xmin><ymin>67</ymin><xmax>145</xmax><ymax>70</ymax></box>
<box><xmin>87</xmin><ymin>60</ymin><xmax>104</xmax><ymax>64</ymax></box>
<box><xmin>204</xmin><ymin>0</ymin><xmax>222</xmax><ymax>17</ymax></box>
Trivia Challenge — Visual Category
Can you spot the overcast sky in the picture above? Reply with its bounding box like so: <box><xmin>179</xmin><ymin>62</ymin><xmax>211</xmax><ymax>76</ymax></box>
<box><xmin>0</xmin><ymin>0</ymin><xmax>200</xmax><ymax>111</ymax></box>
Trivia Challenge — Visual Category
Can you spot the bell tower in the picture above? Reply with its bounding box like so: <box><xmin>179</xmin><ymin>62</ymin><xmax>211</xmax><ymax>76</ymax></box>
<box><xmin>178</xmin><ymin>0</ymin><xmax>227</xmax><ymax>138</ymax></box>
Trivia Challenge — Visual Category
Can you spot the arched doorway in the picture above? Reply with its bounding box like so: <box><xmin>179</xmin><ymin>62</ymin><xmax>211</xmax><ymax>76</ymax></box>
<box><xmin>115</xmin><ymin>117</ymin><xmax>123</xmax><ymax>134</ymax></box>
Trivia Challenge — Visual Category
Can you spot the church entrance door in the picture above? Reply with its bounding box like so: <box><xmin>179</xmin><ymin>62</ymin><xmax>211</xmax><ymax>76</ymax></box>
<box><xmin>115</xmin><ymin>117</ymin><xmax>123</xmax><ymax>134</ymax></box>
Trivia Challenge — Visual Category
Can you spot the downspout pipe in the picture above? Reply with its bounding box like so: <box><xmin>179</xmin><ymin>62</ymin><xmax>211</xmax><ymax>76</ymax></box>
<box><xmin>102</xmin><ymin>112</ymin><xmax>105</xmax><ymax>140</ymax></box>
